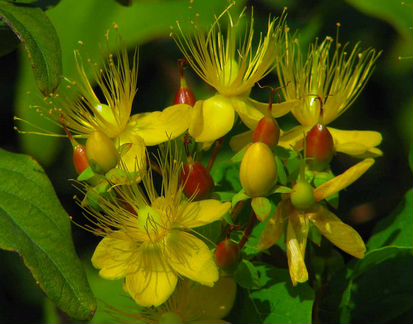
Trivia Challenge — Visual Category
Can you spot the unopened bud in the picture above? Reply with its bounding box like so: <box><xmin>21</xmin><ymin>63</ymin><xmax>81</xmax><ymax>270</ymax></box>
<box><xmin>252</xmin><ymin>115</ymin><xmax>280</xmax><ymax>148</ymax></box>
<box><xmin>290</xmin><ymin>181</ymin><xmax>316</xmax><ymax>211</ymax></box>
<box><xmin>215</xmin><ymin>239</ymin><xmax>240</xmax><ymax>270</ymax></box>
<box><xmin>181</xmin><ymin>160</ymin><xmax>214</xmax><ymax>200</ymax></box>
<box><xmin>240</xmin><ymin>142</ymin><xmax>277</xmax><ymax>197</ymax></box>
<box><xmin>305</xmin><ymin>123</ymin><xmax>334</xmax><ymax>171</ymax></box>
<box><xmin>86</xmin><ymin>131</ymin><xmax>119</xmax><ymax>173</ymax></box>
<box><xmin>73</xmin><ymin>144</ymin><xmax>89</xmax><ymax>174</ymax></box>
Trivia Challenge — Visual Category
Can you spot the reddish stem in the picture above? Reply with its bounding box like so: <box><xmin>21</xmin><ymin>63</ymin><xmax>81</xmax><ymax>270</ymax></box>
<box><xmin>207</xmin><ymin>137</ymin><xmax>225</xmax><ymax>171</ymax></box>
<box><xmin>239</xmin><ymin>212</ymin><xmax>257</xmax><ymax>250</ymax></box>
<box><xmin>231</xmin><ymin>200</ymin><xmax>246</xmax><ymax>223</ymax></box>
<box><xmin>183</xmin><ymin>133</ymin><xmax>192</xmax><ymax>158</ymax></box>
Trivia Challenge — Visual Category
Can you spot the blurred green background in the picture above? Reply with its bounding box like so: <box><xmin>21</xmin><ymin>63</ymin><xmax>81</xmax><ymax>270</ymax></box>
<box><xmin>0</xmin><ymin>0</ymin><xmax>412</xmax><ymax>323</ymax></box>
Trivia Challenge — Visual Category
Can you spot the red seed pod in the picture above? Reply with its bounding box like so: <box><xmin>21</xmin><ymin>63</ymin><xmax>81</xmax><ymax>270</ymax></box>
<box><xmin>215</xmin><ymin>239</ymin><xmax>241</xmax><ymax>270</ymax></box>
<box><xmin>252</xmin><ymin>115</ymin><xmax>280</xmax><ymax>148</ymax></box>
<box><xmin>73</xmin><ymin>144</ymin><xmax>90</xmax><ymax>174</ymax></box>
<box><xmin>62</xmin><ymin>121</ymin><xmax>90</xmax><ymax>174</ymax></box>
<box><xmin>305</xmin><ymin>123</ymin><xmax>335</xmax><ymax>171</ymax></box>
<box><xmin>174</xmin><ymin>59</ymin><xmax>196</xmax><ymax>106</ymax></box>
<box><xmin>181</xmin><ymin>160</ymin><xmax>214</xmax><ymax>200</ymax></box>
<box><xmin>174</xmin><ymin>86</ymin><xmax>196</xmax><ymax>106</ymax></box>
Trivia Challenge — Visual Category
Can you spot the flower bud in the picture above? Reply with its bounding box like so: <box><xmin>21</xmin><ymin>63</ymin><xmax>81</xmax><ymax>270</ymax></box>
<box><xmin>174</xmin><ymin>59</ymin><xmax>196</xmax><ymax>106</ymax></box>
<box><xmin>174</xmin><ymin>87</ymin><xmax>196</xmax><ymax>106</ymax></box>
<box><xmin>215</xmin><ymin>239</ymin><xmax>240</xmax><ymax>270</ymax></box>
<box><xmin>252</xmin><ymin>115</ymin><xmax>280</xmax><ymax>148</ymax></box>
<box><xmin>240</xmin><ymin>142</ymin><xmax>277</xmax><ymax>197</ymax></box>
<box><xmin>290</xmin><ymin>181</ymin><xmax>316</xmax><ymax>211</ymax></box>
<box><xmin>86</xmin><ymin>131</ymin><xmax>119</xmax><ymax>174</ymax></box>
<box><xmin>305</xmin><ymin>123</ymin><xmax>335</xmax><ymax>171</ymax></box>
<box><xmin>181</xmin><ymin>160</ymin><xmax>214</xmax><ymax>200</ymax></box>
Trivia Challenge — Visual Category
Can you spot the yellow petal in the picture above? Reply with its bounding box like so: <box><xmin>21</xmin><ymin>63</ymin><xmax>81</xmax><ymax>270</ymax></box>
<box><xmin>167</xmin><ymin>231</ymin><xmax>218</xmax><ymax>286</ymax></box>
<box><xmin>231</xmin><ymin>97</ymin><xmax>264</xmax><ymax>130</ymax></box>
<box><xmin>258</xmin><ymin>200</ymin><xmax>288</xmax><ymax>251</ymax></box>
<box><xmin>229</xmin><ymin>130</ymin><xmax>253</xmax><ymax>152</ymax></box>
<box><xmin>178</xmin><ymin>200</ymin><xmax>231</xmax><ymax>228</ymax></box>
<box><xmin>329</xmin><ymin>127</ymin><xmax>382</xmax><ymax>147</ymax></box>
<box><xmin>278</xmin><ymin>125</ymin><xmax>310</xmax><ymax>150</ymax></box>
<box><xmin>124</xmin><ymin>266</ymin><xmax>178</xmax><ymax>307</ymax></box>
<box><xmin>248</xmin><ymin>97</ymin><xmax>296</xmax><ymax>118</ymax></box>
<box><xmin>189</xmin><ymin>95</ymin><xmax>235</xmax><ymax>143</ymax></box>
<box><xmin>329</xmin><ymin>128</ymin><xmax>383</xmax><ymax>158</ymax></box>
<box><xmin>308</xmin><ymin>205</ymin><xmax>366</xmax><ymax>258</ymax></box>
<box><xmin>91</xmin><ymin>231</ymin><xmax>139</xmax><ymax>280</ymax></box>
<box><xmin>286</xmin><ymin>210</ymin><xmax>309</xmax><ymax>286</ymax></box>
<box><xmin>124</xmin><ymin>104</ymin><xmax>190</xmax><ymax>146</ymax></box>
<box><xmin>314</xmin><ymin>158</ymin><xmax>375</xmax><ymax>202</ymax></box>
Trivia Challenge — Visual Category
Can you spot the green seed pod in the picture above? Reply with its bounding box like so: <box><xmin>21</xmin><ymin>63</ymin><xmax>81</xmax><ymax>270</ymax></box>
<box><xmin>86</xmin><ymin>131</ymin><xmax>119</xmax><ymax>174</ymax></box>
<box><xmin>240</xmin><ymin>142</ymin><xmax>277</xmax><ymax>197</ymax></box>
<box><xmin>290</xmin><ymin>181</ymin><xmax>316</xmax><ymax>211</ymax></box>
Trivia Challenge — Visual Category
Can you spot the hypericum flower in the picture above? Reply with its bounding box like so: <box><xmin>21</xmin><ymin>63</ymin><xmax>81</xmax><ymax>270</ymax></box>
<box><xmin>108</xmin><ymin>277</ymin><xmax>237</xmax><ymax>324</ymax></box>
<box><xmin>258</xmin><ymin>158</ymin><xmax>374</xmax><ymax>285</ymax></box>
<box><xmin>27</xmin><ymin>31</ymin><xmax>190</xmax><ymax>172</ymax></box>
<box><xmin>173</xmin><ymin>8</ymin><xmax>293</xmax><ymax>144</ymax></box>
<box><xmin>276</xmin><ymin>27</ymin><xmax>383</xmax><ymax>158</ymax></box>
<box><xmin>84</xmin><ymin>147</ymin><xmax>231</xmax><ymax>307</ymax></box>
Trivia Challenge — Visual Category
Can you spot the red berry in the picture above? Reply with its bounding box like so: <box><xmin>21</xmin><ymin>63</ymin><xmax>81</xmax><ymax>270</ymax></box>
<box><xmin>252</xmin><ymin>115</ymin><xmax>280</xmax><ymax>148</ymax></box>
<box><xmin>305</xmin><ymin>123</ymin><xmax>335</xmax><ymax>171</ymax></box>
<box><xmin>174</xmin><ymin>59</ymin><xmax>196</xmax><ymax>106</ymax></box>
<box><xmin>73</xmin><ymin>144</ymin><xmax>90</xmax><ymax>174</ymax></box>
<box><xmin>181</xmin><ymin>161</ymin><xmax>214</xmax><ymax>200</ymax></box>
<box><xmin>215</xmin><ymin>239</ymin><xmax>240</xmax><ymax>270</ymax></box>
<box><xmin>174</xmin><ymin>87</ymin><xmax>196</xmax><ymax>106</ymax></box>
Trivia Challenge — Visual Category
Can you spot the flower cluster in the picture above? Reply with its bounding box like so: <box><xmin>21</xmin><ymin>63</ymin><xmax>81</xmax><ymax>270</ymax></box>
<box><xmin>21</xmin><ymin>4</ymin><xmax>382</xmax><ymax>323</ymax></box>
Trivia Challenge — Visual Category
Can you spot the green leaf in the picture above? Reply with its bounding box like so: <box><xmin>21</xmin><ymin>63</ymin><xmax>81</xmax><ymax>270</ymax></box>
<box><xmin>367</xmin><ymin>189</ymin><xmax>413</xmax><ymax>249</ymax></box>
<box><xmin>251</xmin><ymin>197</ymin><xmax>272</xmax><ymax>221</ymax></box>
<box><xmin>233</xmin><ymin>260</ymin><xmax>271</xmax><ymax>289</ymax></box>
<box><xmin>249</xmin><ymin>266</ymin><xmax>314</xmax><ymax>324</ymax></box>
<box><xmin>346</xmin><ymin>0</ymin><xmax>413</xmax><ymax>39</ymax></box>
<box><xmin>231</xmin><ymin>144</ymin><xmax>248</xmax><ymax>163</ymax></box>
<box><xmin>77</xmin><ymin>166</ymin><xmax>95</xmax><ymax>181</ymax></box>
<box><xmin>0</xmin><ymin>148</ymin><xmax>96</xmax><ymax>320</ymax></box>
<box><xmin>339</xmin><ymin>247</ymin><xmax>413</xmax><ymax>324</ymax></box>
<box><xmin>0</xmin><ymin>1</ymin><xmax>62</xmax><ymax>94</ymax></box>
<box><xmin>275</xmin><ymin>155</ymin><xmax>288</xmax><ymax>185</ymax></box>
<box><xmin>232</xmin><ymin>189</ymin><xmax>250</xmax><ymax>207</ymax></box>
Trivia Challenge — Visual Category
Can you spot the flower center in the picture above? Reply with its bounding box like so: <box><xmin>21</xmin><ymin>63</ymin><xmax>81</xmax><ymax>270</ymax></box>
<box><xmin>137</xmin><ymin>206</ymin><xmax>166</xmax><ymax>241</ymax></box>
<box><xmin>219</xmin><ymin>59</ymin><xmax>239</xmax><ymax>86</ymax></box>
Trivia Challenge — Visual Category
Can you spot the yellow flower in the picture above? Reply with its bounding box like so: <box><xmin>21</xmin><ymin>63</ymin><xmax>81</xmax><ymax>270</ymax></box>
<box><xmin>276</xmin><ymin>27</ymin><xmax>383</xmax><ymax>158</ymax></box>
<box><xmin>86</xmin><ymin>147</ymin><xmax>231</xmax><ymax>307</ymax></box>
<box><xmin>173</xmin><ymin>8</ymin><xmax>292</xmax><ymax>144</ymax></box>
<box><xmin>33</xmin><ymin>35</ymin><xmax>190</xmax><ymax>172</ymax></box>
<box><xmin>259</xmin><ymin>158</ymin><xmax>374</xmax><ymax>285</ymax></box>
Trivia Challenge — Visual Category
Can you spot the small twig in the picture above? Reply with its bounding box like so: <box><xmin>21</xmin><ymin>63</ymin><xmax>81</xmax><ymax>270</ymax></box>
<box><xmin>207</xmin><ymin>137</ymin><xmax>225</xmax><ymax>171</ymax></box>
<box><xmin>239</xmin><ymin>212</ymin><xmax>257</xmax><ymax>249</ymax></box>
